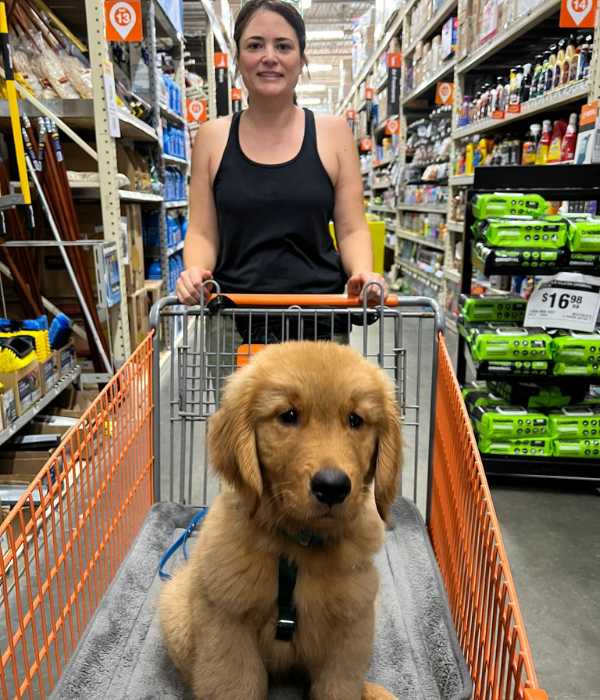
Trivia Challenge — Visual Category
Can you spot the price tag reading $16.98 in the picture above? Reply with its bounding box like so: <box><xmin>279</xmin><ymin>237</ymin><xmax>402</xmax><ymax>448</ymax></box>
<box><xmin>524</xmin><ymin>273</ymin><xmax>600</xmax><ymax>332</ymax></box>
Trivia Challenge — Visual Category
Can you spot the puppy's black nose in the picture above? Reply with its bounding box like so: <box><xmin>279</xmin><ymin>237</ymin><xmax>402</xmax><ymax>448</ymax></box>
<box><xmin>311</xmin><ymin>469</ymin><xmax>351</xmax><ymax>506</ymax></box>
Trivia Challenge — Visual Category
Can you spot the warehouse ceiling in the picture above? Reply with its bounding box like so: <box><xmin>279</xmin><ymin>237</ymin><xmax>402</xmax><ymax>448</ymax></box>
<box><xmin>183</xmin><ymin>0</ymin><xmax>374</xmax><ymax>111</ymax></box>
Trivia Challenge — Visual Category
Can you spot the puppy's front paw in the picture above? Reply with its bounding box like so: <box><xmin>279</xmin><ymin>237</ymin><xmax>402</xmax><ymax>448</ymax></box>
<box><xmin>362</xmin><ymin>681</ymin><xmax>398</xmax><ymax>700</ymax></box>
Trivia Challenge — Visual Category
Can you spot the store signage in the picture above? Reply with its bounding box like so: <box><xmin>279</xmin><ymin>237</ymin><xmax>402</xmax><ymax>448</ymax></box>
<box><xmin>435</xmin><ymin>82</ymin><xmax>454</xmax><ymax>106</ymax></box>
<box><xmin>105</xmin><ymin>0</ymin><xmax>143</xmax><ymax>42</ymax></box>
<box><xmin>384</xmin><ymin>118</ymin><xmax>400</xmax><ymax>136</ymax></box>
<box><xmin>346</xmin><ymin>109</ymin><xmax>357</xmax><ymax>132</ymax></box>
<box><xmin>231</xmin><ymin>87</ymin><xmax>242</xmax><ymax>113</ymax></box>
<box><xmin>524</xmin><ymin>273</ymin><xmax>600</xmax><ymax>332</ymax></box>
<box><xmin>359</xmin><ymin>138</ymin><xmax>372</xmax><ymax>152</ymax></box>
<box><xmin>187</xmin><ymin>98</ymin><xmax>207</xmax><ymax>123</ymax></box>
<box><xmin>387</xmin><ymin>52</ymin><xmax>401</xmax><ymax>116</ymax></box>
<box><xmin>214</xmin><ymin>52</ymin><xmax>229</xmax><ymax>117</ymax></box>
<box><xmin>560</xmin><ymin>0</ymin><xmax>597</xmax><ymax>27</ymax></box>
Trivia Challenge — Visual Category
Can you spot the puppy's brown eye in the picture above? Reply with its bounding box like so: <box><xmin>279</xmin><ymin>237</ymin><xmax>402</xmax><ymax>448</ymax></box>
<box><xmin>348</xmin><ymin>413</ymin><xmax>363</xmax><ymax>429</ymax></box>
<box><xmin>279</xmin><ymin>408</ymin><xmax>299</xmax><ymax>425</ymax></box>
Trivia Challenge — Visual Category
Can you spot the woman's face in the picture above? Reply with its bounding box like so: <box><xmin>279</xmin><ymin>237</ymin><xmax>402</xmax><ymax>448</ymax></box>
<box><xmin>237</xmin><ymin>9</ymin><xmax>303</xmax><ymax>100</ymax></box>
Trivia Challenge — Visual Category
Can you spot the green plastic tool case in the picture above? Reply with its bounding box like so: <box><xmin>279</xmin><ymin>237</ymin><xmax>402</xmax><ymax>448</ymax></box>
<box><xmin>548</xmin><ymin>406</ymin><xmax>600</xmax><ymax>439</ymax></box>
<box><xmin>472</xmin><ymin>193</ymin><xmax>548</xmax><ymax>219</ymax></box>
<box><xmin>459</xmin><ymin>295</ymin><xmax>527</xmax><ymax>324</ymax></box>
<box><xmin>474</xmin><ymin>216</ymin><xmax>567</xmax><ymax>249</ymax></box>
<box><xmin>469</xmin><ymin>327</ymin><xmax>552</xmax><ymax>362</ymax></box>
<box><xmin>473</xmin><ymin>405</ymin><xmax>550</xmax><ymax>439</ymax></box>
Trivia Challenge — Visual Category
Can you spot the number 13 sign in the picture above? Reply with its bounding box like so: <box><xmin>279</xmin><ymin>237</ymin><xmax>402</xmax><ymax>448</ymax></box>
<box><xmin>105</xmin><ymin>0</ymin><xmax>144</xmax><ymax>42</ymax></box>
<box><xmin>560</xmin><ymin>0</ymin><xmax>597</xmax><ymax>27</ymax></box>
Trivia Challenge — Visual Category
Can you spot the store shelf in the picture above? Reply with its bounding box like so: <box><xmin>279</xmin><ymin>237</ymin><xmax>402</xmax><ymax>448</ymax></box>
<box><xmin>160</xmin><ymin>105</ymin><xmax>187</xmax><ymax>126</ymax></box>
<box><xmin>0</xmin><ymin>367</ymin><xmax>81</xmax><ymax>449</ymax></box>
<box><xmin>449</xmin><ymin>174</ymin><xmax>474</xmax><ymax>187</ymax></box>
<box><xmin>404</xmin><ymin>0</ymin><xmax>458</xmax><ymax>57</ymax></box>
<box><xmin>373</xmin><ymin>156</ymin><xmax>396</xmax><ymax>169</ymax></box>
<box><xmin>456</xmin><ymin>0</ymin><xmax>561</xmax><ymax>74</ymax></box>
<box><xmin>373</xmin><ymin>182</ymin><xmax>393</xmax><ymax>190</ymax></box>
<box><xmin>403</xmin><ymin>59</ymin><xmax>456</xmax><ymax>106</ymax></box>
<box><xmin>443</xmin><ymin>268</ymin><xmax>461</xmax><ymax>284</ymax></box>
<box><xmin>0</xmin><ymin>100</ymin><xmax>158</xmax><ymax>142</ymax></box>
<box><xmin>396</xmin><ymin>228</ymin><xmax>446</xmax><ymax>251</ymax></box>
<box><xmin>369</xmin><ymin>204</ymin><xmax>396</xmax><ymax>215</ymax></box>
<box><xmin>397</xmin><ymin>203</ymin><xmax>447</xmax><ymax>214</ymax></box>
<box><xmin>336</xmin><ymin>4</ymin><xmax>408</xmax><ymax>114</ymax></box>
<box><xmin>397</xmin><ymin>259</ymin><xmax>443</xmax><ymax>287</ymax></box>
<box><xmin>447</xmin><ymin>220</ymin><xmax>464</xmax><ymax>233</ymax></box>
<box><xmin>163</xmin><ymin>154</ymin><xmax>189</xmax><ymax>167</ymax></box>
<box><xmin>482</xmin><ymin>454</ymin><xmax>600</xmax><ymax>484</ymax></box>
<box><xmin>454</xmin><ymin>81</ymin><xmax>589</xmax><ymax>139</ymax></box>
<box><xmin>165</xmin><ymin>200</ymin><xmax>188</xmax><ymax>209</ymax></box>
<box><xmin>70</xmin><ymin>185</ymin><xmax>164</xmax><ymax>204</ymax></box>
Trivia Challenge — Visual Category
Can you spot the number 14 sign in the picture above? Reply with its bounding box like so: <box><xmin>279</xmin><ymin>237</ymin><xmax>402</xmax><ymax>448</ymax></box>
<box><xmin>524</xmin><ymin>273</ymin><xmax>600</xmax><ymax>332</ymax></box>
<box><xmin>560</xmin><ymin>0</ymin><xmax>597</xmax><ymax>27</ymax></box>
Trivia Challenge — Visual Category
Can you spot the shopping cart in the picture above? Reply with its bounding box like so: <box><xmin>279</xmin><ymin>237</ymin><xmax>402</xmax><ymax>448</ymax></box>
<box><xmin>0</xmin><ymin>292</ymin><xmax>548</xmax><ymax>699</ymax></box>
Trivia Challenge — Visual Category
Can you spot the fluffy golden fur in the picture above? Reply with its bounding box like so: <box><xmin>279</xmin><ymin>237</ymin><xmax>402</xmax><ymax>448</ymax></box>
<box><xmin>159</xmin><ymin>341</ymin><xmax>402</xmax><ymax>699</ymax></box>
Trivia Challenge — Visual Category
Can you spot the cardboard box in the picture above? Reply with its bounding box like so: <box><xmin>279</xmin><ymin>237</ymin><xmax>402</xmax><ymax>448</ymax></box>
<box><xmin>0</xmin><ymin>386</ymin><xmax>16</xmax><ymax>428</ymax></box>
<box><xmin>128</xmin><ymin>290</ymin><xmax>150</xmax><ymax>347</ymax></box>
<box><xmin>123</xmin><ymin>204</ymin><xmax>145</xmax><ymax>294</ymax></box>
<box><xmin>40</xmin><ymin>354</ymin><xmax>60</xmax><ymax>395</ymax></box>
<box><xmin>56</xmin><ymin>342</ymin><xmax>77</xmax><ymax>378</ymax></box>
<box><xmin>0</xmin><ymin>363</ymin><xmax>42</xmax><ymax>418</ymax></box>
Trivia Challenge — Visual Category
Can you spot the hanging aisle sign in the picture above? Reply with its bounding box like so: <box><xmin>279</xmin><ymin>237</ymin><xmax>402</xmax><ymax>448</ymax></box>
<box><xmin>560</xmin><ymin>0</ymin><xmax>597</xmax><ymax>27</ymax></box>
<box><xmin>524</xmin><ymin>273</ymin><xmax>600</xmax><ymax>332</ymax></box>
<box><xmin>187</xmin><ymin>97</ymin><xmax>207</xmax><ymax>123</ymax></box>
<box><xmin>346</xmin><ymin>109</ymin><xmax>357</xmax><ymax>134</ymax></box>
<box><xmin>387</xmin><ymin>53</ymin><xmax>401</xmax><ymax>116</ymax></box>
<box><xmin>231</xmin><ymin>87</ymin><xmax>242</xmax><ymax>113</ymax></box>
<box><xmin>105</xmin><ymin>0</ymin><xmax>144</xmax><ymax>42</ymax></box>
<box><xmin>214</xmin><ymin>52</ymin><xmax>230</xmax><ymax>117</ymax></box>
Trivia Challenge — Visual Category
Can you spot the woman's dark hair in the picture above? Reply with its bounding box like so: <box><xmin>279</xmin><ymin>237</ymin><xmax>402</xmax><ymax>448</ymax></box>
<box><xmin>234</xmin><ymin>0</ymin><xmax>307</xmax><ymax>61</ymax></box>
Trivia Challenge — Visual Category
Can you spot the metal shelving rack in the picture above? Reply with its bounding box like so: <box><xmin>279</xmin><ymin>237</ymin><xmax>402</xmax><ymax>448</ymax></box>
<box><xmin>456</xmin><ymin>163</ymin><xmax>600</xmax><ymax>484</ymax></box>
<box><xmin>339</xmin><ymin>0</ymin><xmax>600</xmax><ymax>329</ymax></box>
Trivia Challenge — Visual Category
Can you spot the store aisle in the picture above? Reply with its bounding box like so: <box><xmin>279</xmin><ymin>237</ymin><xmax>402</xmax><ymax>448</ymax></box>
<box><xmin>492</xmin><ymin>487</ymin><xmax>600</xmax><ymax>700</ymax></box>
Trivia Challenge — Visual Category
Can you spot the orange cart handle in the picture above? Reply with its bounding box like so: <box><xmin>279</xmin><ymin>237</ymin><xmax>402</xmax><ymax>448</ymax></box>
<box><xmin>206</xmin><ymin>292</ymin><xmax>399</xmax><ymax>307</ymax></box>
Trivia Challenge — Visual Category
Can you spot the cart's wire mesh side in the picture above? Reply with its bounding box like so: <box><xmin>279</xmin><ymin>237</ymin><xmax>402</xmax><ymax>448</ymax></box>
<box><xmin>0</xmin><ymin>336</ymin><xmax>154</xmax><ymax>699</ymax></box>
<box><xmin>153</xmin><ymin>297</ymin><xmax>441</xmax><ymax>516</ymax></box>
<box><xmin>430</xmin><ymin>335</ymin><xmax>548</xmax><ymax>700</ymax></box>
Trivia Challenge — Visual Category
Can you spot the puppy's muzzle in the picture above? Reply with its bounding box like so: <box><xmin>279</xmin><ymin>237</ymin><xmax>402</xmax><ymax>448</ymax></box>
<box><xmin>310</xmin><ymin>469</ymin><xmax>351</xmax><ymax>506</ymax></box>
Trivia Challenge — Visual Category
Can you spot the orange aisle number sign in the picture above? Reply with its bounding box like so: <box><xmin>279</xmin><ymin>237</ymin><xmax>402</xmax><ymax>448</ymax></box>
<box><xmin>559</xmin><ymin>0</ymin><xmax>597</xmax><ymax>26</ymax></box>
<box><xmin>187</xmin><ymin>98</ymin><xmax>207</xmax><ymax>123</ymax></box>
<box><xmin>385</xmin><ymin>118</ymin><xmax>400</xmax><ymax>136</ymax></box>
<box><xmin>105</xmin><ymin>0</ymin><xmax>143</xmax><ymax>42</ymax></box>
<box><xmin>435</xmin><ymin>82</ymin><xmax>454</xmax><ymax>105</ymax></box>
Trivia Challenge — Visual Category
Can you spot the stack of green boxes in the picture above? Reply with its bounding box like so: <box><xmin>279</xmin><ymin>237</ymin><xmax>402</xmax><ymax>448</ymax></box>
<box><xmin>460</xmin><ymin>295</ymin><xmax>600</xmax><ymax>459</ymax></box>
<box><xmin>472</xmin><ymin>192</ymin><xmax>600</xmax><ymax>273</ymax></box>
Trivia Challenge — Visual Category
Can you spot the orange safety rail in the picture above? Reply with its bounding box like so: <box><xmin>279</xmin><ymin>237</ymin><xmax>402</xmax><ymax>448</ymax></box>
<box><xmin>0</xmin><ymin>334</ymin><xmax>153</xmax><ymax>699</ymax></box>
<box><xmin>429</xmin><ymin>334</ymin><xmax>548</xmax><ymax>700</ymax></box>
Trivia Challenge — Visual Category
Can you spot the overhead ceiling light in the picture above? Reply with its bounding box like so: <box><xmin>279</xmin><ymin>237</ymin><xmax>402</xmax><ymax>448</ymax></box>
<box><xmin>307</xmin><ymin>63</ymin><xmax>333</xmax><ymax>72</ymax></box>
<box><xmin>296</xmin><ymin>83</ymin><xmax>328</xmax><ymax>93</ymax></box>
<box><xmin>306</xmin><ymin>29</ymin><xmax>344</xmax><ymax>41</ymax></box>
<box><xmin>297</xmin><ymin>97</ymin><xmax>322</xmax><ymax>105</ymax></box>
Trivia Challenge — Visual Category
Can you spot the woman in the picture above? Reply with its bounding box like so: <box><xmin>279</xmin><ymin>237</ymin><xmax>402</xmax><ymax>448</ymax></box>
<box><xmin>176</xmin><ymin>0</ymin><xmax>385</xmax><ymax>310</ymax></box>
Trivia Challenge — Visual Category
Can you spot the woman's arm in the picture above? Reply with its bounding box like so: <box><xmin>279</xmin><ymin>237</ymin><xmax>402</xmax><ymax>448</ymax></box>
<box><xmin>326</xmin><ymin>116</ymin><xmax>387</xmax><ymax>301</ymax></box>
<box><xmin>176</xmin><ymin>121</ymin><xmax>222</xmax><ymax>304</ymax></box>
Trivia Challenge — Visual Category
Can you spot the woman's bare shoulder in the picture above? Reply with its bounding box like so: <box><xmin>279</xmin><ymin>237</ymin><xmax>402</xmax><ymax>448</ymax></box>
<box><xmin>314</xmin><ymin>113</ymin><xmax>353</xmax><ymax>144</ymax></box>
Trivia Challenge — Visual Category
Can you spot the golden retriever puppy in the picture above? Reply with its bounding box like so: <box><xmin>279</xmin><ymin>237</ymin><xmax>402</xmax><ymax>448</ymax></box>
<box><xmin>160</xmin><ymin>341</ymin><xmax>402</xmax><ymax>700</ymax></box>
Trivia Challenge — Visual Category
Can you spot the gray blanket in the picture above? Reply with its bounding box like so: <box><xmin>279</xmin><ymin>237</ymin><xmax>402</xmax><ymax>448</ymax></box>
<box><xmin>51</xmin><ymin>500</ymin><xmax>471</xmax><ymax>699</ymax></box>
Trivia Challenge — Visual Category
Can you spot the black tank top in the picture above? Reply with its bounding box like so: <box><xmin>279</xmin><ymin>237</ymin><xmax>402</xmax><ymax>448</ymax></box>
<box><xmin>212</xmin><ymin>109</ymin><xmax>346</xmax><ymax>294</ymax></box>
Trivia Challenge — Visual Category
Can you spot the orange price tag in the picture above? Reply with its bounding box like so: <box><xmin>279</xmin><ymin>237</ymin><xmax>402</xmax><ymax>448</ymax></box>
<box><xmin>105</xmin><ymin>0</ymin><xmax>143</xmax><ymax>42</ymax></box>
<box><xmin>187</xmin><ymin>98</ymin><xmax>207</xmax><ymax>123</ymax></box>
<box><xmin>387</xmin><ymin>52</ymin><xmax>402</xmax><ymax>68</ymax></box>
<box><xmin>214</xmin><ymin>52</ymin><xmax>229</xmax><ymax>69</ymax></box>
<box><xmin>384</xmin><ymin>118</ymin><xmax>400</xmax><ymax>136</ymax></box>
<box><xmin>435</xmin><ymin>82</ymin><xmax>454</xmax><ymax>105</ymax></box>
<box><xmin>560</xmin><ymin>0</ymin><xmax>597</xmax><ymax>26</ymax></box>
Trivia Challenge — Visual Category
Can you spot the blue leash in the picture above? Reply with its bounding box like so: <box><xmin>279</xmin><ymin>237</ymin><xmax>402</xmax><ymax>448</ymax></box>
<box><xmin>158</xmin><ymin>508</ymin><xmax>208</xmax><ymax>581</ymax></box>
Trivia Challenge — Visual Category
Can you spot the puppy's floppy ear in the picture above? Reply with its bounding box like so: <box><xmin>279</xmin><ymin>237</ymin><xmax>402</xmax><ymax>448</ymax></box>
<box><xmin>208</xmin><ymin>369</ymin><xmax>262</xmax><ymax>515</ymax></box>
<box><xmin>374</xmin><ymin>386</ymin><xmax>403</xmax><ymax>523</ymax></box>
